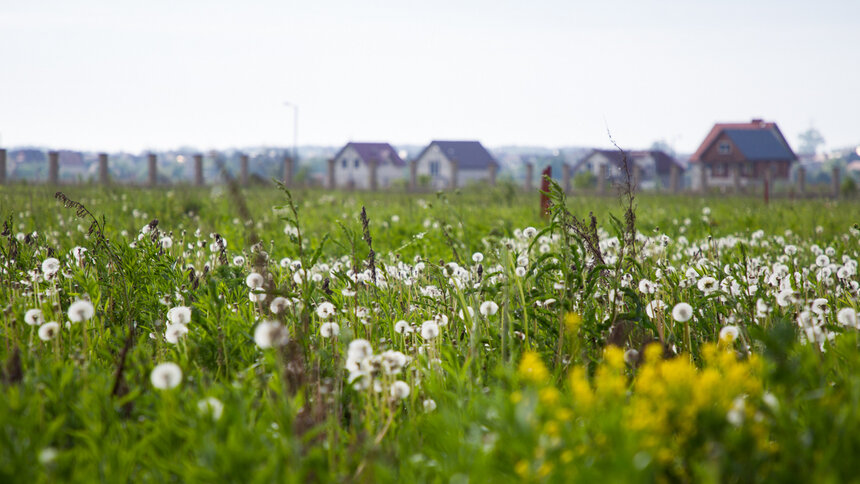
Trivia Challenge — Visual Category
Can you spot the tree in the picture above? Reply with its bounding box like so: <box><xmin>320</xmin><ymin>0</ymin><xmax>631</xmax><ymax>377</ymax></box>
<box><xmin>798</xmin><ymin>128</ymin><xmax>825</xmax><ymax>156</ymax></box>
<box><xmin>649</xmin><ymin>139</ymin><xmax>675</xmax><ymax>157</ymax></box>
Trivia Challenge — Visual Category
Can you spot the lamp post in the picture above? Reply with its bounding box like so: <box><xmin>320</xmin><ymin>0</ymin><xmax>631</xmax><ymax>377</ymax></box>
<box><xmin>283</xmin><ymin>101</ymin><xmax>298</xmax><ymax>169</ymax></box>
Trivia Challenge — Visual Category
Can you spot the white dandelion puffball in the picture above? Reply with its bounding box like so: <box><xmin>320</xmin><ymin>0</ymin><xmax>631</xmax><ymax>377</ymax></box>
<box><xmin>472</xmin><ymin>252</ymin><xmax>484</xmax><ymax>263</ymax></box>
<box><xmin>254</xmin><ymin>321</ymin><xmax>290</xmax><ymax>349</ymax></box>
<box><xmin>347</xmin><ymin>339</ymin><xmax>373</xmax><ymax>361</ymax></box>
<box><xmin>165</xmin><ymin>323</ymin><xmax>189</xmax><ymax>344</ymax></box>
<box><xmin>270</xmin><ymin>296</ymin><xmax>290</xmax><ymax>314</ymax></box>
<box><xmin>423</xmin><ymin>399</ymin><xmax>437</xmax><ymax>412</ymax></box>
<box><xmin>390</xmin><ymin>380</ymin><xmax>411</xmax><ymax>400</ymax></box>
<box><xmin>523</xmin><ymin>227</ymin><xmax>538</xmax><ymax>238</ymax></box>
<box><xmin>167</xmin><ymin>306</ymin><xmax>192</xmax><ymax>325</ymax></box>
<box><xmin>41</xmin><ymin>258</ymin><xmax>61</xmax><ymax>277</ymax></box>
<box><xmin>480</xmin><ymin>301</ymin><xmax>499</xmax><ymax>316</ymax></box>
<box><xmin>697</xmin><ymin>276</ymin><xmax>718</xmax><ymax>294</ymax></box>
<box><xmin>394</xmin><ymin>320</ymin><xmax>412</xmax><ymax>334</ymax></box>
<box><xmin>719</xmin><ymin>325</ymin><xmax>740</xmax><ymax>343</ymax></box>
<box><xmin>515</xmin><ymin>267</ymin><xmax>527</xmax><ymax>278</ymax></box>
<box><xmin>25</xmin><ymin>308</ymin><xmax>45</xmax><ymax>326</ymax></box>
<box><xmin>320</xmin><ymin>322</ymin><xmax>340</xmax><ymax>338</ymax></box>
<box><xmin>645</xmin><ymin>300</ymin><xmax>667</xmax><ymax>319</ymax></box>
<box><xmin>150</xmin><ymin>362</ymin><xmax>183</xmax><ymax>390</ymax></box>
<box><xmin>816</xmin><ymin>254</ymin><xmax>830</xmax><ymax>267</ymax></box>
<box><xmin>233</xmin><ymin>256</ymin><xmax>246</xmax><ymax>266</ymax></box>
<box><xmin>458</xmin><ymin>307</ymin><xmax>475</xmax><ymax>321</ymax></box>
<box><xmin>197</xmin><ymin>397</ymin><xmax>224</xmax><ymax>421</ymax></box>
<box><xmin>249</xmin><ymin>291</ymin><xmax>267</xmax><ymax>303</ymax></box>
<box><xmin>38</xmin><ymin>321</ymin><xmax>60</xmax><ymax>341</ymax></box>
<box><xmin>315</xmin><ymin>302</ymin><xmax>336</xmax><ymax>320</ymax></box>
<box><xmin>837</xmin><ymin>307</ymin><xmax>858</xmax><ymax>328</ymax></box>
<box><xmin>672</xmin><ymin>302</ymin><xmax>693</xmax><ymax>323</ymax></box>
<box><xmin>245</xmin><ymin>272</ymin><xmax>264</xmax><ymax>289</ymax></box>
<box><xmin>420</xmin><ymin>320</ymin><xmax>439</xmax><ymax>340</ymax></box>
<box><xmin>67</xmin><ymin>300</ymin><xmax>96</xmax><ymax>323</ymax></box>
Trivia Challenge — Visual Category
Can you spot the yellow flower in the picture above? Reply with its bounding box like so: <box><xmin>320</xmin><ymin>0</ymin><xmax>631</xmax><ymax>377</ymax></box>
<box><xmin>514</xmin><ymin>460</ymin><xmax>530</xmax><ymax>478</ymax></box>
<box><xmin>564</xmin><ymin>312</ymin><xmax>582</xmax><ymax>333</ymax></box>
<box><xmin>519</xmin><ymin>351</ymin><xmax>550</xmax><ymax>383</ymax></box>
<box><xmin>539</xmin><ymin>386</ymin><xmax>561</xmax><ymax>407</ymax></box>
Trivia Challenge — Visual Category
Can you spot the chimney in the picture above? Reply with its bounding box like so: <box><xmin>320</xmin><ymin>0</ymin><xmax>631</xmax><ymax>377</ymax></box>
<box><xmin>751</xmin><ymin>118</ymin><xmax>764</xmax><ymax>124</ymax></box>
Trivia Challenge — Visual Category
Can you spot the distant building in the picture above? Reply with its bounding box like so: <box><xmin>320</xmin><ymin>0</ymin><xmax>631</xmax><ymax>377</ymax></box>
<box><xmin>332</xmin><ymin>142</ymin><xmax>405</xmax><ymax>189</ymax></box>
<box><xmin>689</xmin><ymin>119</ymin><xmax>797</xmax><ymax>189</ymax></box>
<box><xmin>413</xmin><ymin>140</ymin><xmax>499</xmax><ymax>188</ymax></box>
<box><xmin>572</xmin><ymin>149</ymin><xmax>683</xmax><ymax>189</ymax></box>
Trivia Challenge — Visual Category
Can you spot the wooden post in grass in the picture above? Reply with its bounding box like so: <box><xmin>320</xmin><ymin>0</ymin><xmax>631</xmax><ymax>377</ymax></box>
<box><xmin>48</xmin><ymin>151</ymin><xmax>59</xmax><ymax>185</ymax></box>
<box><xmin>98</xmin><ymin>153</ymin><xmax>109</xmax><ymax>185</ymax></box>
<box><xmin>562</xmin><ymin>163</ymin><xmax>571</xmax><ymax>194</ymax></box>
<box><xmin>632</xmin><ymin>164</ymin><xmax>642</xmax><ymax>192</ymax></box>
<box><xmin>409</xmin><ymin>160</ymin><xmax>418</xmax><ymax>191</ymax></box>
<box><xmin>832</xmin><ymin>166</ymin><xmax>841</xmax><ymax>199</ymax></box>
<box><xmin>240</xmin><ymin>154</ymin><xmax>249</xmax><ymax>186</ymax></box>
<box><xmin>524</xmin><ymin>162</ymin><xmax>533</xmax><ymax>191</ymax></box>
<box><xmin>449</xmin><ymin>159</ymin><xmax>458</xmax><ymax>189</ymax></box>
<box><xmin>327</xmin><ymin>158</ymin><xmax>335</xmax><ymax>189</ymax></box>
<box><xmin>148</xmin><ymin>153</ymin><xmax>157</xmax><ymax>187</ymax></box>
<box><xmin>732</xmin><ymin>164</ymin><xmax>742</xmax><ymax>192</ymax></box>
<box><xmin>598</xmin><ymin>164</ymin><xmax>607</xmax><ymax>195</ymax></box>
<box><xmin>797</xmin><ymin>166</ymin><xmax>806</xmax><ymax>196</ymax></box>
<box><xmin>0</xmin><ymin>149</ymin><xmax>6</xmax><ymax>185</ymax></box>
<box><xmin>669</xmin><ymin>163</ymin><xmax>680</xmax><ymax>193</ymax></box>
<box><xmin>368</xmin><ymin>159</ymin><xmax>379</xmax><ymax>191</ymax></box>
<box><xmin>193</xmin><ymin>154</ymin><xmax>204</xmax><ymax>186</ymax></box>
<box><xmin>698</xmin><ymin>163</ymin><xmax>707</xmax><ymax>194</ymax></box>
<box><xmin>488</xmin><ymin>163</ymin><xmax>497</xmax><ymax>186</ymax></box>
<box><xmin>283</xmin><ymin>156</ymin><xmax>293</xmax><ymax>187</ymax></box>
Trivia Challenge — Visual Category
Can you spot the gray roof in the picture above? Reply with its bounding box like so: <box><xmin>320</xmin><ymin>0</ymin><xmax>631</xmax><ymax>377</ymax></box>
<box><xmin>418</xmin><ymin>141</ymin><xmax>499</xmax><ymax>170</ymax></box>
<box><xmin>724</xmin><ymin>129</ymin><xmax>796</xmax><ymax>161</ymax></box>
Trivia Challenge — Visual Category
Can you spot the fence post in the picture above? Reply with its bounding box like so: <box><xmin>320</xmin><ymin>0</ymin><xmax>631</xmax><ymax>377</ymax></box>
<box><xmin>562</xmin><ymin>163</ymin><xmax>571</xmax><ymax>194</ymax></box>
<box><xmin>524</xmin><ymin>162</ymin><xmax>533</xmax><ymax>191</ymax></box>
<box><xmin>148</xmin><ymin>153</ymin><xmax>158</xmax><ymax>187</ymax></box>
<box><xmin>796</xmin><ymin>166</ymin><xmax>805</xmax><ymax>196</ymax></box>
<box><xmin>327</xmin><ymin>158</ymin><xmax>336</xmax><ymax>189</ymax></box>
<box><xmin>409</xmin><ymin>160</ymin><xmax>418</xmax><ymax>191</ymax></box>
<box><xmin>488</xmin><ymin>163</ymin><xmax>497</xmax><ymax>186</ymax></box>
<box><xmin>732</xmin><ymin>164</ymin><xmax>742</xmax><ymax>192</ymax></box>
<box><xmin>283</xmin><ymin>156</ymin><xmax>293</xmax><ymax>187</ymax></box>
<box><xmin>368</xmin><ymin>159</ymin><xmax>378</xmax><ymax>190</ymax></box>
<box><xmin>98</xmin><ymin>153</ymin><xmax>109</xmax><ymax>185</ymax></box>
<box><xmin>0</xmin><ymin>149</ymin><xmax>6</xmax><ymax>185</ymax></box>
<box><xmin>48</xmin><ymin>151</ymin><xmax>59</xmax><ymax>185</ymax></box>
<box><xmin>632</xmin><ymin>164</ymin><xmax>642</xmax><ymax>191</ymax></box>
<box><xmin>832</xmin><ymin>166</ymin><xmax>841</xmax><ymax>199</ymax></box>
<box><xmin>449</xmin><ymin>159</ymin><xmax>458</xmax><ymax>189</ymax></box>
<box><xmin>193</xmin><ymin>154</ymin><xmax>204</xmax><ymax>186</ymax></box>
<box><xmin>240</xmin><ymin>154</ymin><xmax>249</xmax><ymax>186</ymax></box>
<box><xmin>669</xmin><ymin>163</ymin><xmax>680</xmax><ymax>193</ymax></box>
<box><xmin>598</xmin><ymin>164</ymin><xmax>607</xmax><ymax>195</ymax></box>
<box><xmin>698</xmin><ymin>163</ymin><xmax>708</xmax><ymax>194</ymax></box>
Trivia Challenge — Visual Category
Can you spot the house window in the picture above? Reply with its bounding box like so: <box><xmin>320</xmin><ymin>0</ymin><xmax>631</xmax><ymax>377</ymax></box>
<box><xmin>341</xmin><ymin>159</ymin><xmax>346</xmax><ymax>168</ymax></box>
<box><xmin>354</xmin><ymin>159</ymin><xmax>360</xmax><ymax>168</ymax></box>
<box><xmin>718</xmin><ymin>141</ymin><xmax>732</xmax><ymax>155</ymax></box>
<box><xmin>430</xmin><ymin>161</ymin><xmax>440</xmax><ymax>176</ymax></box>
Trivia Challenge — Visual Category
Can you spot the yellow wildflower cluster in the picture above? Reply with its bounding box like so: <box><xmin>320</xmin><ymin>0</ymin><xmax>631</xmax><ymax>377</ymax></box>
<box><xmin>518</xmin><ymin>351</ymin><xmax>550</xmax><ymax>384</ymax></box>
<box><xmin>627</xmin><ymin>343</ymin><xmax>763</xmax><ymax>464</ymax></box>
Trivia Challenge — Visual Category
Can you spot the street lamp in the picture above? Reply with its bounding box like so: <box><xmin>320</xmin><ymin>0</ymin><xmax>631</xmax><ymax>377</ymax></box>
<box><xmin>283</xmin><ymin>102</ymin><xmax>298</xmax><ymax>166</ymax></box>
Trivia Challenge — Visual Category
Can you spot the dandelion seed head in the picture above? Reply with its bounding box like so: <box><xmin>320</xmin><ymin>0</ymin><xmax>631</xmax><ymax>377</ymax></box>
<box><xmin>38</xmin><ymin>321</ymin><xmax>60</xmax><ymax>341</ymax></box>
<box><xmin>25</xmin><ymin>308</ymin><xmax>45</xmax><ymax>326</ymax></box>
<box><xmin>253</xmin><ymin>321</ymin><xmax>290</xmax><ymax>349</ymax></box>
<box><xmin>150</xmin><ymin>362</ymin><xmax>183</xmax><ymax>390</ymax></box>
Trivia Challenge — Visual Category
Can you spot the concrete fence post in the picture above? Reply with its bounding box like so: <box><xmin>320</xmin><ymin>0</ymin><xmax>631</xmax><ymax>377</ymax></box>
<box><xmin>598</xmin><ymin>164</ymin><xmax>607</xmax><ymax>195</ymax></box>
<box><xmin>283</xmin><ymin>156</ymin><xmax>293</xmax><ymax>187</ymax></box>
<box><xmin>632</xmin><ymin>164</ymin><xmax>642</xmax><ymax>191</ymax></box>
<box><xmin>669</xmin><ymin>163</ymin><xmax>680</xmax><ymax>193</ymax></box>
<box><xmin>368</xmin><ymin>159</ymin><xmax>379</xmax><ymax>191</ymax></box>
<box><xmin>193</xmin><ymin>154</ymin><xmax>204</xmax><ymax>186</ymax></box>
<box><xmin>732</xmin><ymin>164</ymin><xmax>742</xmax><ymax>192</ymax></box>
<box><xmin>98</xmin><ymin>153</ymin><xmax>109</xmax><ymax>185</ymax></box>
<box><xmin>240</xmin><ymin>154</ymin><xmax>249</xmax><ymax>186</ymax></box>
<box><xmin>0</xmin><ymin>149</ymin><xmax>6</xmax><ymax>185</ymax></box>
<box><xmin>488</xmin><ymin>163</ymin><xmax>497</xmax><ymax>186</ymax></box>
<box><xmin>148</xmin><ymin>153</ymin><xmax>158</xmax><ymax>187</ymax></box>
<box><xmin>832</xmin><ymin>166</ymin><xmax>841</xmax><ymax>199</ymax></box>
<box><xmin>562</xmin><ymin>163</ymin><xmax>571</xmax><ymax>194</ymax></box>
<box><xmin>327</xmin><ymin>158</ymin><xmax>336</xmax><ymax>189</ymax></box>
<box><xmin>698</xmin><ymin>163</ymin><xmax>708</xmax><ymax>194</ymax></box>
<box><xmin>449</xmin><ymin>160</ymin><xmax>458</xmax><ymax>190</ymax></box>
<box><xmin>524</xmin><ymin>162</ymin><xmax>534</xmax><ymax>192</ymax></box>
<box><xmin>409</xmin><ymin>160</ymin><xmax>418</xmax><ymax>191</ymax></box>
<box><xmin>797</xmin><ymin>166</ymin><xmax>806</xmax><ymax>195</ymax></box>
<box><xmin>48</xmin><ymin>151</ymin><xmax>59</xmax><ymax>185</ymax></box>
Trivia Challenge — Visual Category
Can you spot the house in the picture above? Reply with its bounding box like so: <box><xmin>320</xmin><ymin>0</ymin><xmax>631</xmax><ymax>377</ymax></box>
<box><xmin>689</xmin><ymin>119</ymin><xmax>797</xmax><ymax>189</ymax></box>
<box><xmin>413</xmin><ymin>140</ymin><xmax>499</xmax><ymax>188</ymax></box>
<box><xmin>331</xmin><ymin>142</ymin><xmax>405</xmax><ymax>189</ymax></box>
<box><xmin>571</xmin><ymin>149</ymin><xmax>684</xmax><ymax>189</ymax></box>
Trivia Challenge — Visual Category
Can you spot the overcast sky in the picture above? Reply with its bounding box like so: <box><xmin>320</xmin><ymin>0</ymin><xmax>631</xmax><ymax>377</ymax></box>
<box><xmin>1</xmin><ymin>0</ymin><xmax>858</xmax><ymax>154</ymax></box>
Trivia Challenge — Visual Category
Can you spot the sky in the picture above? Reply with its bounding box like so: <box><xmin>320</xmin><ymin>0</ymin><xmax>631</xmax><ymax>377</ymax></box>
<box><xmin>1</xmin><ymin>0</ymin><xmax>858</xmax><ymax>154</ymax></box>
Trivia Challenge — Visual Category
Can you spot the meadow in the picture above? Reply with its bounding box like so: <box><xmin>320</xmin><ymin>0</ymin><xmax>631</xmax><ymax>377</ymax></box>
<box><xmin>1</xmin><ymin>181</ymin><xmax>859</xmax><ymax>483</ymax></box>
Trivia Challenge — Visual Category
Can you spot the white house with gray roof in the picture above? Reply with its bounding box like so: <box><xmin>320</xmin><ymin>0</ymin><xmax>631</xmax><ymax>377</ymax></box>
<box><xmin>413</xmin><ymin>140</ymin><xmax>499</xmax><ymax>189</ymax></box>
